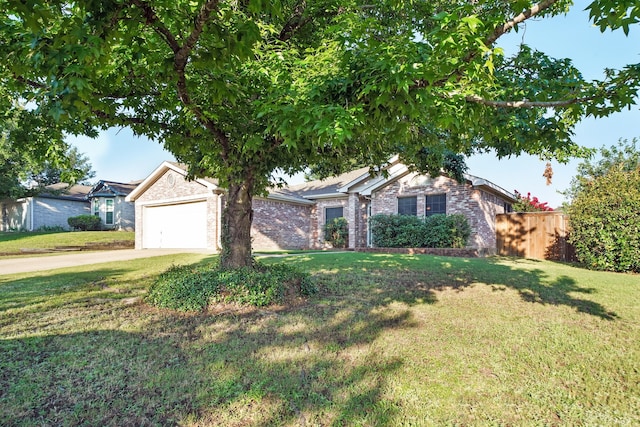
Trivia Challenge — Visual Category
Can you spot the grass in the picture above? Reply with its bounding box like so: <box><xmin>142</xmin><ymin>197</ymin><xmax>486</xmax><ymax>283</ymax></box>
<box><xmin>1</xmin><ymin>252</ymin><xmax>639</xmax><ymax>425</ymax></box>
<box><xmin>0</xmin><ymin>231</ymin><xmax>135</xmax><ymax>254</ymax></box>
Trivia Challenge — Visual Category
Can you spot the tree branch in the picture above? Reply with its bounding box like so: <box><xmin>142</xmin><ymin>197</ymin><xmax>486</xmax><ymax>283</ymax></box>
<box><xmin>279</xmin><ymin>1</ymin><xmax>312</xmax><ymax>42</ymax></box>
<box><xmin>128</xmin><ymin>0</ymin><xmax>180</xmax><ymax>53</ymax></box>
<box><xmin>128</xmin><ymin>0</ymin><xmax>230</xmax><ymax>159</ymax></box>
<box><xmin>464</xmin><ymin>93</ymin><xmax>592</xmax><ymax>108</ymax></box>
<box><xmin>413</xmin><ymin>1</ymin><xmax>562</xmax><ymax>91</ymax></box>
<box><xmin>485</xmin><ymin>0</ymin><xmax>559</xmax><ymax>46</ymax></box>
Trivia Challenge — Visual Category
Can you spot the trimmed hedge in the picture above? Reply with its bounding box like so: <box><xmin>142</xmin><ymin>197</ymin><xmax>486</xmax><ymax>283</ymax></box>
<box><xmin>146</xmin><ymin>260</ymin><xmax>318</xmax><ymax>312</ymax></box>
<box><xmin>67</xmin><ymin>214</ymin><xmax>101</xmax><ymax>231</ymax></box>
<box><xmin>370</xmin><ymin>213</ymin><xmax>471</xmax><ymax>248</ymax></box>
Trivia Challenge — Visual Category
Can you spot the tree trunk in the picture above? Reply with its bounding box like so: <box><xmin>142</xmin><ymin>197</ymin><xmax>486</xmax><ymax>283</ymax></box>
<box><xmin>220</xmin><ymin>180</ymin><xmax>254</xmax><ymax>269</ymax></box>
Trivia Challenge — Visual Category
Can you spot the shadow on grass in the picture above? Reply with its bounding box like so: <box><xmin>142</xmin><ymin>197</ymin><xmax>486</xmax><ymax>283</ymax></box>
<box><xmin>1</xmin><ymin>309</ymin><xmax>411</xmax><ymax>425</ymax></box>
<box><xmin>279</xmin><ymin>253</ymin><xmax>618</xmax><ymax>321</ymax></box>
<box><xmin>0</xmin><ymin>253</ymin><xmax>620</xmax><ymax>426</ymax></box>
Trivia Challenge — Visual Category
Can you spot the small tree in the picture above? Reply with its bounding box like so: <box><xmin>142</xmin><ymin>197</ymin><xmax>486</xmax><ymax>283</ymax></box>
<box><xmin>567</xmin><ymin>165</ymin><xmax>640</xmax><ymax>273</ymax></box>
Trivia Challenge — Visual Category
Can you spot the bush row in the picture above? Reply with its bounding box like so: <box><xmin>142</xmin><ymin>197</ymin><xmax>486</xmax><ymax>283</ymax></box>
<box><xmin>370</xmin><ymin>213</ymin><xmax>471</xmax><ymax>248</ymax></box>
<box><xmin>146</xmin><ymin>260</ymin><xmax>318</xmax><ymax>312</ymax></box>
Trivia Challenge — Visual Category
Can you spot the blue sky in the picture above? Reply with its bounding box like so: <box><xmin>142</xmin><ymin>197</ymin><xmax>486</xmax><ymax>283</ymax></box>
<box><xmin>70</xmin><ymin>4</ymin><xmax>639</xmax><ymax>208</ymax></box>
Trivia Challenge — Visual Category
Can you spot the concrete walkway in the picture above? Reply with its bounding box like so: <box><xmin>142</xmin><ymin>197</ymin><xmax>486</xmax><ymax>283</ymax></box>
<box><xmin>0</xmin><ymin>249</ymin><xmax>211</xmax><ymax>276</ymax></box>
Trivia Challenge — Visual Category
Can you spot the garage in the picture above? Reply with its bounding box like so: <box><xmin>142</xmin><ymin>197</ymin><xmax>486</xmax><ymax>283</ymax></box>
<box><xmin>142</xmin><ymin>201</ymin><xmax>208</xmax><ymax>249</ymax></box>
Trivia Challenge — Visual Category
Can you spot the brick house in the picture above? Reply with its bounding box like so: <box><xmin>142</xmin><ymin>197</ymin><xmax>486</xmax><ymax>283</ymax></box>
<box><xmin>127</xmin><ymin>159</ymin><xmax>515</xmax><ymax>252</ymax></box>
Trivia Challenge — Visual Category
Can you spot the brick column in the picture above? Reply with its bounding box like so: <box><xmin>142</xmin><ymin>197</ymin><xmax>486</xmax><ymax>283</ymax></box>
<box><xmin>348</xmin><ymin>192</ymin><xmax>358</xmax><ymax>248</ymax></box>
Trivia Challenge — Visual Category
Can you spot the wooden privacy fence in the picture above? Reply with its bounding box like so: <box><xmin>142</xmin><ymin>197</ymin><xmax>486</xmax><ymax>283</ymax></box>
<box><xmin>496</xmin><ymin>212</ymin><xmax>577</xmax><ymax>261</ymax></box>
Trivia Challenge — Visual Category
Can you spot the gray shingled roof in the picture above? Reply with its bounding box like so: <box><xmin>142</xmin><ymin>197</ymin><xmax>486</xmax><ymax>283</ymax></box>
<box><xmin>41</xmin><ymin>183</ymin><xmax>93</xmax><ymax>201</ymax></box>
<box><xmin>89</xmin><ymin>180</ymin><xmax>139</xmax><ymax>197</ymax></box>
<box><xmin>283</xmin><ymin>166</ymin><xmax>371</xmax><ymax>198</ymax></box>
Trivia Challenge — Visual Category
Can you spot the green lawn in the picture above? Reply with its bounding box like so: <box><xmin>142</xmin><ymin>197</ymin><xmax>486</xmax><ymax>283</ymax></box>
<box><xmin>1</xmin><ymin>252</ymin><xmax>639</xmax><ymax>425</ymax></box>
<box><xmin>0</xmin><ymin>231</ymin><xmax>134</xmax><ymax>254</ymax></box>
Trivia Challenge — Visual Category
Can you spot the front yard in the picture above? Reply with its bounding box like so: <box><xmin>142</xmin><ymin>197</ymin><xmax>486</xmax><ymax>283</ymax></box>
<box><xmin>0</xmin><ymin>231</ymin><xmax>134</xmax><ymax>255</ymax></box>
<box><xmin>1</xmin><ymin>252</ymin><xmax>639</xmax><ymax>425</ymax></box>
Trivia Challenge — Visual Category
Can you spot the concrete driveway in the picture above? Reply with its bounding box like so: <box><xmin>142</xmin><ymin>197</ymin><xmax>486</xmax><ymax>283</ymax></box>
<box><xmin>0</xmin><ymin>249</ymin><xmax>211</xmax><ymax>275</ymax></box>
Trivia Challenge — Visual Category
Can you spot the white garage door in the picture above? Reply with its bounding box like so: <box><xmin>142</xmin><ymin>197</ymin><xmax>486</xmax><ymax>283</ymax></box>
<box><xmin>142</xmin><ymin>201</ymin><xmax>208</xmax><ymax>248</ymax></box>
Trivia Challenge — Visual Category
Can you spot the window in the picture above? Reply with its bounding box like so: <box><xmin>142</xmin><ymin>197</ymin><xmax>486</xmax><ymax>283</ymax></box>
<box><xmin>105</xmin><ymin>199</ymin><xmax>114</xmax><ymax>225</ymax></box>
<box><xmin>504</xmin><ymin>202</ymin><xmax>513</xmax><ymax>213</ymax></box>
<box><xmin>325</xmin><ymin>207</ymin><xmax>344</xmax><ymax>223</ymax></box>
<box><xmin>93</xmin><ymin>199</ymin><xmax>100</xmax><ymax>217</ymax></box>
<box><xmin>397</xmin><ymin>196</ymin><xmax>417</xmax><ymax>216</ymax></box>
<box><xmin>426</xmin><ymin>194</ymin><xmax>446</xmax><ymax>216</ymax></box>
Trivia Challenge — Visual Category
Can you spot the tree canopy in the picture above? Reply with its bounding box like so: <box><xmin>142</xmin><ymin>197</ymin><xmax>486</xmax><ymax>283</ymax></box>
<box><xmin>1</xmin><ymin>108</ymin><xmax>95</xmax><ymax>198</ymax></box>
<box><xmin>563</xmin><ymin>138</ymin><xmax>640</xmax><ymax>201</ymax></box>
<box><xmin>1</xmin><ymin>0</ymin><xmax>638</xmax><ymax>267</ymax></box>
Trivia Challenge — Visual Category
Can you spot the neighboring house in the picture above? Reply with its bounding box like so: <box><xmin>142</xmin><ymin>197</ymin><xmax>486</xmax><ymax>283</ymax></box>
<box><xmin>0</xmin><ymin>183</ymin><xmax>91</xmax><ymax>231</ymax></box>
<box><xmin>87</xmin><ymin>180</ymin><xmax>139</xmax><ymax>231</ymax></box>
<box><xmin>0</xmin><ymin>180</ymin><xmax>140</xmax><ymax>232</ymax></box>
<box><xmin>127</xmin><ymin>159</ymin><xmax>515</xmax><ymax>252</ymax></box>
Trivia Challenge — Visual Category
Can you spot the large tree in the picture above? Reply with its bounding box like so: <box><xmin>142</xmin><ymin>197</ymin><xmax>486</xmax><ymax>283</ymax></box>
<box><xmin>1</xmin><ymin>0</ymin><xmax>638</xmax><ymax>268</ymax></box>
<box><xmin>1</xmin><ymin>105</ymin><xmax>92</xmax><ymax>198</ymax></box>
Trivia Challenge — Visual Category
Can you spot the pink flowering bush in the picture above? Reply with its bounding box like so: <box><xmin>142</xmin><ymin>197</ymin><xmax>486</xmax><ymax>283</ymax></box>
<box><xmin>512</xmin><ymin>190</ymin><xmax>553</xmax><ymax>212</ymax></box>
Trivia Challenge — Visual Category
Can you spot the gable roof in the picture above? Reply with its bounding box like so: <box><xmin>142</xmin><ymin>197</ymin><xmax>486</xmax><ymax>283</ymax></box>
<box><xmin>88</xmin><ymin>180</ymin><xmax>140</xmax><ymax>198</ymax></box>
<box><xmin>126</xmin><ymin>161</ymin><xmax>220</xmax><ymax>202</ymax></box>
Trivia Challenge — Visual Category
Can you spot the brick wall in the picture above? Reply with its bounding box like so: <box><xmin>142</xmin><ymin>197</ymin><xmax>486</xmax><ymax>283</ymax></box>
<box><xmin>252</xmin><ymin>198</ymin><xmax>314</xmax><ymax>250</ymax></box>
<box><xmin>313</xmin><ymin>197</ymin><xmax>349</xmax><ymax>248</ymax></box>
<box><xmin>115</xmin><ymin>196</ymin><xmax>135</xmax><ymax>231</ymax></box>
<box><xmin>370</xmin><ymin>172</ymin><xmax>507</xmax><ymax>249</ymax></box>
<box><xmin>33</xmin><ymin>197</ymin><xmax>90</xmax><ymax>231</ymax></box>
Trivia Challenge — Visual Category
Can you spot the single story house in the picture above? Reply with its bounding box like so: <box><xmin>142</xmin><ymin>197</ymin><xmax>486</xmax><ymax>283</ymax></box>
<box><xmin>87</xmin><ymin>180</ymin><xmax>139</xmax><ymax>231</ymax></box>
<box><xmin>126</xmin><ymin>159</ymin><xmax>515</xmax><ymax>252</ymax></box>
<box><xmin>0</xmin><ymin>180</ymin><xmax>139</xmax><ymax>232</ymax></box>
<box><xmin>1</xmin><ymin>183</ymin><xmax>92</xmax><ymax>232</ymax></box>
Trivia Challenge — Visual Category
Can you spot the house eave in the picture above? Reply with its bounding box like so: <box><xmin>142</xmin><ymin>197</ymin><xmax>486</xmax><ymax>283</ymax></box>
<box><xmin>359</xmin><ymin>166</ymin><xmax>411</xmax><ymax>196</ymax></box>
<box><xmin>303</xmin><ymin>192</ymin><xmax>348</xmax><ymax>200</ymax></box>
<box><xmin>465</xmin><ymin>174</ymin><xmax>516</xmax><ymax>202</ymax></box>
<box><xmin>262</xmin><ymin>193</ymin><xmax>316</xmax><ymax>206</ymax></box>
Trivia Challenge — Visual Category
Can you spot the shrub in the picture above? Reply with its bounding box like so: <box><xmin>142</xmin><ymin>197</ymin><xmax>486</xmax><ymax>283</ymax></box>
<box><xmin>146</xmin><ymin>260</ymin><xmax>317</xmax><ymax>312</ymax></box>
<box><xmin>67</xmin><ymin>214</ymin><xmax>101</xmax><ymax>231</ymax></box>
<box><xmin>35</xmin><ymin>225</ymin><xmax>66</xmax><ymax>232</ymax></box>
<box><xmin>323</xmin><ymin>217</ymin><xmax>348</xmax><ymax>248</ymax></box>
<box><xmin>146</xmin><ymin>264</ymin><xmax>221</xmax><ymax>311</ymax></box>
<box><xmin>567</xmin><ymin>166</ymin><xmax>640</xmax><ymax>273</ymax></box>
<box><xmin>370</xmin><ymin>214</ymin><xmax>423</xmax><ymax>247</ymax></box>
<box><xmin>512</xmin><ymin>190</ymin><xmax>553</xmax><ymax>212</ymax></box>
<box><xmin>370</xmin><ymin>213</ymin><xmax>471</xmax><ymax>248</ymax></box>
